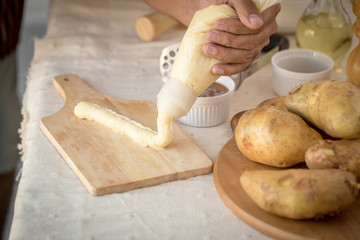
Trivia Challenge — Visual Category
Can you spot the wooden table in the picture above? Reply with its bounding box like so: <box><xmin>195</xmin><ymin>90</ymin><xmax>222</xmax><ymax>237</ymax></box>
<box><xmin>9</xmin><ymin>0</ymin><xmax>355</xmax><ymax>239</ymax></box>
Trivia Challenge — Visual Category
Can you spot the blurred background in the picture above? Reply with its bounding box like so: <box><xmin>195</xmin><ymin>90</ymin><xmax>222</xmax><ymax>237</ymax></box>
<box><xmin>16</xmin><ymin>0</ymin><xmax>49</xmax><ymax>104</ymax></box>
<box><xmin>2</xmin><ymin>0</ymin><xmax>49</xmax><ymax>239</ymax></box>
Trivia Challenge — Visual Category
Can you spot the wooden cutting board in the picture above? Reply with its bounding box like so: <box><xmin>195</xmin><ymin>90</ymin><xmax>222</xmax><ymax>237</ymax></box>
<box><xmin>213</xmin><ymin>111</ymin><xmax>360</xmax><ymax>240</ymax></box>
<box><xmin>41</xmin><ymin>74</ymin><xmax>213</xmax><ymax>196</ymax></box>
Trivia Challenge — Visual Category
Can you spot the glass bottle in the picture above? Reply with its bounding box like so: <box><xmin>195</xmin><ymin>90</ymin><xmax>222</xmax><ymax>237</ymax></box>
<box><xmin>295</xmin><ymin>0</ymin><xmax>353</xmax><ymax>67</ymax></box>
<box><xmin>347</xmin><ymin>0</ymin><xmax>360</xmax><ymax>87</ymax></box>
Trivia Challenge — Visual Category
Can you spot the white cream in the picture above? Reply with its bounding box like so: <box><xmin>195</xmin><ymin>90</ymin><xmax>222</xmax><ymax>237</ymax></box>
<box><xmin>74</xmin><ymin>102</ymin><xmax>173</xmax><ymax>149</ymax></box>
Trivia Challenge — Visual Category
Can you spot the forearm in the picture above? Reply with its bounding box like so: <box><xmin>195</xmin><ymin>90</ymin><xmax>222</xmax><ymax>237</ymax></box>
<box><xmin>143</xmin><ymin>0</ymin><xmax>201</xmax><ymax>26</ymax></box>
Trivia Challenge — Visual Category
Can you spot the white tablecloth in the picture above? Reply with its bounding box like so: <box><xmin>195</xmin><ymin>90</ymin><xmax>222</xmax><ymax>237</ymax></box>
<box><xmin>10</xmin><ymin>0</ymin><xmax>355</xmax><ymax>239</ymax></box>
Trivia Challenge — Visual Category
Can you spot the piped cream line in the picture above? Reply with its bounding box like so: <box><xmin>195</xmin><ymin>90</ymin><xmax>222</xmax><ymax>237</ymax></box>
<box><xmin>74</xmin><ymin>101</ymin><xmax>173</xmax><ymax>149</ymax></box>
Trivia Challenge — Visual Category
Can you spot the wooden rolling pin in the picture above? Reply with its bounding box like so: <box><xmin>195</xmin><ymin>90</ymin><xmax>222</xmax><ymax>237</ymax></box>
<box><xmin>135</xmin><ymin>12</ymin><xmax>183</xmax><ymax>41</ymax></box>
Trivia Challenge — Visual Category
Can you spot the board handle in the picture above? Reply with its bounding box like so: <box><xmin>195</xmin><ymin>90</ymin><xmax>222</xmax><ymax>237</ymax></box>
<box><xmin>53</xmin><ymin>74</ymin><xmax>98</xmax><ymax>105</ymax></box>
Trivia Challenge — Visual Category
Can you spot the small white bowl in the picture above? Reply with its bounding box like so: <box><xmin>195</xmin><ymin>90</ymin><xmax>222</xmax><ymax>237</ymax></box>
<box><xmin>177</xmin><ymin>76</ymin><xmax>235</xmax><ymax>127</ymax></box>
<box><xmin>272</xmin><ymin>49</ymin><xmax>334</xmax><ymax>96</ymax></box>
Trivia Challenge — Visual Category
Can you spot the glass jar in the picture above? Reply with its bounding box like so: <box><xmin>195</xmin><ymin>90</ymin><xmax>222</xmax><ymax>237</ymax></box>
<box><xmin>295</xmin><ymin>0</ymin><xmax>353</xmax><ymax>67</ymax></box>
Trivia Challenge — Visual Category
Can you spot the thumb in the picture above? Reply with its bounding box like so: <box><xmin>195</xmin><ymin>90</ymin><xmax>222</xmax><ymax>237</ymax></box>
<box><xmin>233</xmin><ymin>0</ymin><xmax>263</xmax><ymax>30</ymax></box>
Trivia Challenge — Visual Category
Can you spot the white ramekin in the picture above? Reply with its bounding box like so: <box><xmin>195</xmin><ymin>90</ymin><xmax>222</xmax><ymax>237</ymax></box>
<box><xmin>160</xmin><ymin>43</ymin><xmax>235</xmax><ymax>127</ymax></box>
<box><xmin>177</xmin><ymin>76</ymin><xmax>235</xmax><ymax>127</ymax></box>
<box><xmin>271</xmin><ymin>49</ymin><xmax>334</xmax><ymax>96</ymax></box>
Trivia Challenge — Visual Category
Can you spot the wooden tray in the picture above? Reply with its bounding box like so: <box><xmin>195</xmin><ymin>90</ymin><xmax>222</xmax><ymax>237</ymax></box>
<box><xmin>213</xmin><ymin>112</ymin><xmax>360</xmax><ymax>240</ymax></box>
<box><xmin>41</xmin><ymin>74</ymin><xmax>213</xmax><ymax>196</ymax></box>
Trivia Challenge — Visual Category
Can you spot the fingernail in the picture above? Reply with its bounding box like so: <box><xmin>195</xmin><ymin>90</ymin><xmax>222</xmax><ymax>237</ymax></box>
<box><xmin>214</xmin><ymin>23</ymin><xmax>226</xmax><ymax>31</ymax></box>
<box><xmin>207</xmin><ymin>31</ymin><xmax>219</xmax><ymax>42</ymax></box>
<box><xmin>249</xmin><ymin>14</ymin><xmax>263</xmax><ymax>25</ymax></box>
<box><xmin>205</xmin><ymin>45</ymin><xmax>217</xmax><ymax>56</ymax></box>
<box><xmin>212</xmin><ymin>67</ymin><xmax>224</xmax><ymax>75</ymax></box>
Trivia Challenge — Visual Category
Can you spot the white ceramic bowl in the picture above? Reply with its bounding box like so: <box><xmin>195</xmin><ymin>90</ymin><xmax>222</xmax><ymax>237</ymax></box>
<box><xmin>177</xmin><ymin>76</ymin><xmax>235</xmax><ymax>127</ymax></box>
<box><xmin>271</xmin><ymin>49</ymin><xmax>334</xmax><ymax>96</ymax></box>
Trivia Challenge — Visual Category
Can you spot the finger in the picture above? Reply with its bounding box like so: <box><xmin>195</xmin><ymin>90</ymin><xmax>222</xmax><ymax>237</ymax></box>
<box><xmin>207</xmin><ymin>17</ymin><xmax>278</xmax><ymax>50</ymax></box>
<box><xmin>211</xmin><ymin>50</ymin><xmax>261</xmax><ymax>76</ymax></box>
<box><xmin>206</xmin><ymin>29</ymin><xmax>271</xmax><ymax>50</ymax></box>
<box><xmin>211</xmin><ymin>62</ymin><xmax>251</xmax><ymax>76</ymax></box>
<box><xmin>262</xmin><ymin>3</ymin><xmax>281</xmax><ymax>22</ymax></box>
<box><xmin>231</xmin><ymin>0</ymin><xmax>263</xmax><ymax>30</ymax></box>
<box><xmin>213</xmin><ymin>3</ymin><xmax>281</xmax><ymax>34</ymax></box>
<box><xmin>213</xmin><ymin>18</ymin><xmax>260</xmax><ymax>35</ymax></box>
<box><xmin>202</xmin><ymin>42</ymin><xmax>263</xmax><ymax>64</ymax></box>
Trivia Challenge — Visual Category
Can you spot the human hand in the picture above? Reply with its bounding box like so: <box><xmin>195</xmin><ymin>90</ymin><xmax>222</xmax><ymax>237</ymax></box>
<box><xmin>201</xmin><ymin>1</ymin><xmax>281</xmax><ymax>76</ymax></box>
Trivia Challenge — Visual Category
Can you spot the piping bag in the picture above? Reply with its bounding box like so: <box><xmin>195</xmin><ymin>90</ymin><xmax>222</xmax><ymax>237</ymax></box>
<box><xmin>74</xmin><ymin>1</ymin><xmax>282</xmax><ymax>149</ymax></box>
<box><xmin>157</xmin><ymin>2</ymin><xmax>282</xmax><ymax>120</ymax></box>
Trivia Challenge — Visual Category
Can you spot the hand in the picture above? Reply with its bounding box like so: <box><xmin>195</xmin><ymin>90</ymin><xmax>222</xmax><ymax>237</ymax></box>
<box><xmin>201</xmin><ymin>1</ymin><xmax>281</xmax><ymax>76</ymax></box>
<box><xmin>144</xmin><ymin>0</ymin><xmax>281</xmax><ymax>75</ymax></box>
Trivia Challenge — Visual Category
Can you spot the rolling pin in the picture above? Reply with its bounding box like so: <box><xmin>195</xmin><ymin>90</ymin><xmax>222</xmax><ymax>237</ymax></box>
<box><xmin>135</xmin><ymin>12</ymin><xmax>183</xmax><ymax>41</ymax></box>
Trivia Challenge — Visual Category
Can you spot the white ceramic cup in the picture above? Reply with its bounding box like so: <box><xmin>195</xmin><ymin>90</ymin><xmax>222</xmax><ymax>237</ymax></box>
<box><xmin>271</xmin><ymin>49</ymin><xmax>334</xmax><ymax>96</ymax></box>
<box><xmin>177</xmin><ymin>76</ymin><xmax>235</xmax><ymax>128</ymax></box>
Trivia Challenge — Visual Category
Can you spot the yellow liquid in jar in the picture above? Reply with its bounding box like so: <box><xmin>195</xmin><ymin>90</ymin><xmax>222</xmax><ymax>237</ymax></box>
<box><xmin>296</xmin><ymin>13</ymin><xmax>352</xmax><ymax>67</ymax></box>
